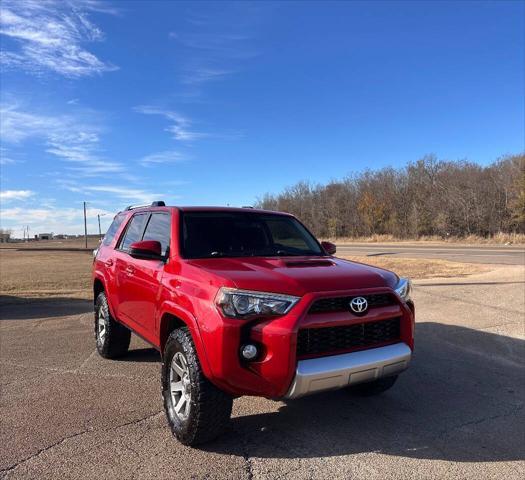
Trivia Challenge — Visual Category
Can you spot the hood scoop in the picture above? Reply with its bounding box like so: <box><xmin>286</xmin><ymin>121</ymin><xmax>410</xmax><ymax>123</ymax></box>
<box><xmin>284</xmin><ymin>260</ymin><xmax>335</xmax><ymax>268</ymax></box>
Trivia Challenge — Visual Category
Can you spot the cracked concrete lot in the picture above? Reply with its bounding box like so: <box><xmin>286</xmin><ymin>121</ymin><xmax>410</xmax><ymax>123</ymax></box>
<box><xmin>1</xmin><ymin>264</ymin><xmax>524</xmax><ymax>479</ymax></box>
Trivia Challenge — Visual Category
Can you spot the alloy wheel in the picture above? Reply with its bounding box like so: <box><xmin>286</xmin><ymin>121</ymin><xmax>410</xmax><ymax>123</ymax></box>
<box><xmin>97</xmin><ymin>310</ymin><xmax>107</xmax><ymax>343</ymax></box>
<box><xmin>170</xmin><ymin>352</ymin><xmax>191</xmax><ymax>420</ymax></box>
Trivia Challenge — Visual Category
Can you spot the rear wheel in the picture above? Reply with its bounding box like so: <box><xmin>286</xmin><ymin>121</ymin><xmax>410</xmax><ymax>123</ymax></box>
<box><xmin>94</xmin><ymin>292</ymin><xmax>131</xmax><ymax>359</ymax></box>
<box><xmin>162</xmin><ymin>327</ymin><xmax>232</xmax><ymax>445</ymax></box>
<box><xmin>348</xmin><ymin>375</ymin><xmax>398</xmax><ymax>396</ymax></box>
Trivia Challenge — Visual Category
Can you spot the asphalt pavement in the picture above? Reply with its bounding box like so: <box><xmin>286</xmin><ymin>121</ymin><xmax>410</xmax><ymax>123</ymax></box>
<box><xmin>1</xmin><ymin>264</ymin><xmax>524</xmax><ymax>479</ymax></box>
<box><xmin>335</xmin><ymin>243</ymin><xmax>525</xmax><ymax>265</ymax></box>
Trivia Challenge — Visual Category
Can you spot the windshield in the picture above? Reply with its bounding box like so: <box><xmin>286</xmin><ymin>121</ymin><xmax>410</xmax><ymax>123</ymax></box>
<box><xmin>180</xmin><ymin>212</ymin><xmax>323</xmax><ymax>259</ymax></box>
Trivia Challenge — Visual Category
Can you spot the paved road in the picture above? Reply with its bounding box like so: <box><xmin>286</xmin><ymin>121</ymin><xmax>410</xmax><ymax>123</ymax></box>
<box><xmin>1</xmin><ymin>266</ymin><xmax>524</xmax><ymax>479</ymax></box>
<box><xmin>336</xmin><ymin>243</ymin><xmax>525</xmax><ymax>265</ymax></box>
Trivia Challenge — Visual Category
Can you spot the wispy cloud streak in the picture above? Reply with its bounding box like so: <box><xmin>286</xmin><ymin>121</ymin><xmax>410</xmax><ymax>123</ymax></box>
<box><xmin>170</xmin><ymin>5</ymin><xmax>260</xmax><ymax>87</ymax></box>
<box><xmin>134</xmin><ymin>105</ymin><xmax>207</xmax><ymax>142</ymax></box>
<box><xmin>0</xmin><ymin>103</ymin><xmax>123</xmax><ymax>176</ymax></box>
<box><xmin>59</xmin><ymin>181</ymin><xmax>167</xmax><ymax>204</ymax></box>
<box><xmin>139</xmin><ymin>150</ymin><xmax>186</xmax><ymax>166</ymax></box>
<box><xmin>84</xmin><ymin>186</ymin><xmax>165</xmax><ymax>204</ymax></box>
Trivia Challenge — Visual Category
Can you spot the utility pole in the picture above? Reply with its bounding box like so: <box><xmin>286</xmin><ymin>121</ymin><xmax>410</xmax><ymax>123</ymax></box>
<box><xmin>97</xmin><ymin>214</ymin><xmax>102</xmax><ymax>239</ymax></box>
<box><xmin>83</xmin><ymin>201</ymin><xmax>88</xmax><ymax>249</ymax></box>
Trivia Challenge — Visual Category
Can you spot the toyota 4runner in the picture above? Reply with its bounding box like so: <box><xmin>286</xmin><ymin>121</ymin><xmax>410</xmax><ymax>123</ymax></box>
<box><xmin>92</xmin><ymin>202</ymin><xmax>414</xmax><ymax>445</ymax></box>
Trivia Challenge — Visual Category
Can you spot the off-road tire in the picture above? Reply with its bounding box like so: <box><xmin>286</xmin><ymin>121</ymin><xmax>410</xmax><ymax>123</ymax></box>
<box><xmin>94</xmin><ymin>292</ymin><xmax>131</xmax><ymax>359</ymax></box>
<box><xmin>349</xmin><ymin>375</ymin><xmax>398</xmax><ymax>396</ymax></box>
<box><xmin>162</xmin><ymin>327</ymin><xmax>233</xmax><ymax>446</ymax></box>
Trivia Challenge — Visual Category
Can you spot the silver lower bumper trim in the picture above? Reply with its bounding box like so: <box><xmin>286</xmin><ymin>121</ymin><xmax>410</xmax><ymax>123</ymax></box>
<box><xmin>284</xmin><ymin>342</ymin><xmax>412</xmax><ymax>399</ymax></box>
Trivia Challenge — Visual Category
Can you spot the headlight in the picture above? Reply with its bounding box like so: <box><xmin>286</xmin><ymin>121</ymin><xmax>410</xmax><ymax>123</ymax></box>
<box><xmin>216</xmin><ymin>288</ymin><xmax>300</xmax><ymax>318</ymax></box>
<box><xmin>394</xmin><ymin>277</ymin><xmax>412</xmax><ymax>301</ymax></box>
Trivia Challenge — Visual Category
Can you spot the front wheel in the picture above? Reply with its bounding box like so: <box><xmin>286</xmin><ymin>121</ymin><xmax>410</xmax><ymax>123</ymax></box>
<box><xmin>162</xmin><ymin>327</ymin><xmax>233</xmax><ymax>446</ymax></box>
<box><xmin>348</xmin><ymin>375</ymin><xmax>398</xmax><ymax>396</ymax></box>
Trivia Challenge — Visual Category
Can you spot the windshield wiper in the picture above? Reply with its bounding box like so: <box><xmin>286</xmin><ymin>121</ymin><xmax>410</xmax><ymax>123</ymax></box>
<box><xmin>209</xmin><ymin>251</ymin><xmax>253</xmax><ymax>258</ymax></box>
<box><xmin>273</xmin><ymin>249</ymin><xmax>320</xmax><ymax>257</ymax></box>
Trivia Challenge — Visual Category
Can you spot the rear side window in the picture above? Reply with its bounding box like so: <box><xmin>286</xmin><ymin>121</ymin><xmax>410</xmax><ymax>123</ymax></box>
<box><xmin>102</xmin><ymin>213</ymin><xmax>127</xmax><ymax>246</ymax></box>
<box><xmin>119</xmin><ymin>213</ymin><xmax>148</xmax><ymax>251</ymax></box>
<box><xmin>142</xmin><ymin>213</ymin><xmax>171</xmax><ymax>255</ymax></box>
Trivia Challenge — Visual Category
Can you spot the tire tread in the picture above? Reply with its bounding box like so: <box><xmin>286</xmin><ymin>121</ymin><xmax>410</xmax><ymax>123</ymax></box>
<box><xmin>95</xmin><ymin>292</ymin><xmax>131</xmax><ymax>359</ymax></box>
<box><xmin>162</xmin><ymin>327</ymin><xmax>232</xmax><ymax>445</ymax></box>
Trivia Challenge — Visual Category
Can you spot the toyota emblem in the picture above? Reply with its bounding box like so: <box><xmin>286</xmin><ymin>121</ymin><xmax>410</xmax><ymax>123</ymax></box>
<box><xmin>350</xmin><ymin>296</ymin><xmax>368</xmax><ymax>314</ymax></box>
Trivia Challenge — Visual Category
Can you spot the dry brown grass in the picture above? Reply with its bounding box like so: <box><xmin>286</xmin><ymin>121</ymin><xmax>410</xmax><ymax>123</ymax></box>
<box><xmin>0</xmin><ymin>249</ymin><xmax>93</xmax><ymax>302</ymax></box>
<box><xmin>339</xmin><ymin>255</ymin><xmax>487</xmax><ymax>279</ymax></box>
<box><xmin>323</xmin><ymin>232</ymin><xmax>525</xmax><ymax>245</ymax></box>
<box><xmin>0</xmin><ymin>236</ymin><xmax>100</xmax><ymax>250</ymax></box>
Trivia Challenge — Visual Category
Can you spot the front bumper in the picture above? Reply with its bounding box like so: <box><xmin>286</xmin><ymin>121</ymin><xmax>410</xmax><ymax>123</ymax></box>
<box><xmin>285</xmin><ymin>342</ymin><xmax>412</xmax><ymax>399</ymax></box>
<box><xmin>200</xmin><ymin>287</ymin><xmax>414</xmax><ymax>399</ymax></box>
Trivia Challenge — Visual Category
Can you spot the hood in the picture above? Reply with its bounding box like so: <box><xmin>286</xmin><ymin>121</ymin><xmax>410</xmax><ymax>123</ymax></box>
<box><xmin>186</xmin><ymin>256</ymin><xmax>398</xmax><ymax>296</ymax></box>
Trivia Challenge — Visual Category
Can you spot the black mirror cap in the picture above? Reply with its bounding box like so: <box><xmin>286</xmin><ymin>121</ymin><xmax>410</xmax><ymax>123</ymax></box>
<box><xmin>321</xmin><ymin>241</ymin><xmax>337</xmax><ymax>255</ymax></box>
<box><xmin>129</xmin><ymin>249</ymin><xmax>164</xmax><ymax>261</ymax></box>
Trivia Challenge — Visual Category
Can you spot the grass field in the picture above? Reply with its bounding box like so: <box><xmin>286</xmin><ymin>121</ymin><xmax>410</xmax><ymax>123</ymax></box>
<box><xmin>0</xmin><ymin>249</ymin><xmax>94</xmax><ymax>301</ymax></box>
<box><xmin>0</xmin><ymin>236</ymin><xmax>101</xmax><ymax>250</ymax></box>
<box><xmin>0</xmin><ymin>247</ymin><xmax>485</xmax><ymax>304</ymax></box>
<box><xmin>323</xmin><ymin>232</ymin><xmax>525</xmax><ymax>245</ymax></box>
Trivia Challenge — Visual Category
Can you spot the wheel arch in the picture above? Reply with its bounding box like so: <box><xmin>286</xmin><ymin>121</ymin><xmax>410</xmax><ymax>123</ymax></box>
<box><xmin>93</xmin><ymin>277</ymin><xmax>105</xmax><ymax>304</ymax></box>
<box><xmin>158</xmin><ymin>307</ymin><xmax>213</xmax><ymax>379</ymax></box>
<box><xmin>93</xmin><ymin>276</ymin><xmax>119</xmax><ymax>320</ymax></box>
<box><xmin>159</xmin><ymin>312</ymin><xmax>186</xmax><ymax>353</ymax></box>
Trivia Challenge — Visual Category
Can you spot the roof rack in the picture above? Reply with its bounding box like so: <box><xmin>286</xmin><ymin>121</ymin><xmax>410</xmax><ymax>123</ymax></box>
<box><xmin>124</xmin><ymin>200</ymin><xmax>166</xmax><ymax>211</ymax></box>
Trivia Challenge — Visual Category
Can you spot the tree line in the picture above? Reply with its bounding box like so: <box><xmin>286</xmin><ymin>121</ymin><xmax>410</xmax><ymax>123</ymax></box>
<box><xmin>256</xmin><ymin>154</ymin><xmax>525</xmax><ymax>239</ymax></box>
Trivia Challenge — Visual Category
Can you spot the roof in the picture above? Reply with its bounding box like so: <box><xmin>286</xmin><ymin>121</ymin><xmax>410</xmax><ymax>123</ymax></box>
<box><xmin>119</xmin><ymin>204</ymin><xmax>292</xmax><ymax>216</ymax></box>
<box><xmin>176</xmin><ymin>206</ymin><xmax>292</xmax><ymax>216</ymax></box>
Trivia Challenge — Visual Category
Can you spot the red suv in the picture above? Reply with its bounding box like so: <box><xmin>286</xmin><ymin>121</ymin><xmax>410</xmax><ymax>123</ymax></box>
<box><xmin>93</xmin><ymin>203</ymin><xmax>414</xmax><ymax>445</ymax></box>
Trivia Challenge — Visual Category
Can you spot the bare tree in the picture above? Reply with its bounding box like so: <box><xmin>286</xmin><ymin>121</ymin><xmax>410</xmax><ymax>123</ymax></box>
<box><xmin>256</xmin><ymin>153</ymin><xmax>525</xmax><ymax>238</ymax></box>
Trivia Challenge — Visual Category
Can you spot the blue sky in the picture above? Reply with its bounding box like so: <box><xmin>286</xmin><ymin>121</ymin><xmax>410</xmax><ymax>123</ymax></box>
<box><xmin>0</xmin><ymin>0</ymin><xmax>523</xmax><ymax>237</ymax></box>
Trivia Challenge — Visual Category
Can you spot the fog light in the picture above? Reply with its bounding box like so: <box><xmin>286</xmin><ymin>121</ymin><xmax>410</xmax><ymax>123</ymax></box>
<box><xmin>241</xmin><ymin>344</ymin><xmax>258</xmax><ymax>360</ymax></box>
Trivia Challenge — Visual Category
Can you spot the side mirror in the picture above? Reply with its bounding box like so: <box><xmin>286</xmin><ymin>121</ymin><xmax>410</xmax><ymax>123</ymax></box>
<box><xmin>129</xmin><ymin>240</ymin><xmax>163</xmax><ymax>260</ymax></box>
<box><xmin>321</xmin><ymin>241</ymin><xmax>336</xmax><ymax>255</ymax></box>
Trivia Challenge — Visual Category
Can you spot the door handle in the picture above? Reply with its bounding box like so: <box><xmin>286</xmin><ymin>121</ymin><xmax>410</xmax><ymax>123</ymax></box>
<box><xmin>125</xmin><ymin>265</ymin><xmax>135</xmax><ymax>275</ymax></box>
<box><xmin>105</xmin><ymin>259</ymin><xmax>113</xmax><ymax>267</ymax></box>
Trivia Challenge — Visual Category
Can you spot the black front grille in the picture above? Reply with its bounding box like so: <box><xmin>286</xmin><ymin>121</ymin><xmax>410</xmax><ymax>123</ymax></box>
<box><xmin>297</xmin><ymin>317</ymin><xmax>401</xmax><ymax>358</ymax></box>
<box><xmin>309</xmin><ymin>293</ymin><xmax>394</xmax><ymax>314</ymax></box>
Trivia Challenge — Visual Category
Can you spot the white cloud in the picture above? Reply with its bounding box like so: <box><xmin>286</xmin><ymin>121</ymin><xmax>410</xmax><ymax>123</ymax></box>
<box><xmin>0</xmin><ymin>206</ymin><xmax>115</xmax><ymax>236</ymax></box>
<box><xmin>1</xmin><ymin>206</ymin><xmax>112</xmax><ymax>223</ymax></box>
<box><xmin>0</xmin><ymin>190</ymin><xmax>34</xmax><ymax>201</ymax></box>
<box><xmin>0</xmin><ymin>103</ymin><xmax>124</xmax><ymax>176</ymax></box>
<box><xmin>134</xmin><ymin>105</ymin><xmax>207</xmax><ymax>142</ymax></box>
<box><xmin>139</xmin><ymin>150</ymin><xmax>186</xmax><ymax>166</ymax></box>
<box><xmin>0</xmin><ymin>0</ymin><xmax>117</xmax><ymax>77</ymax></box>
